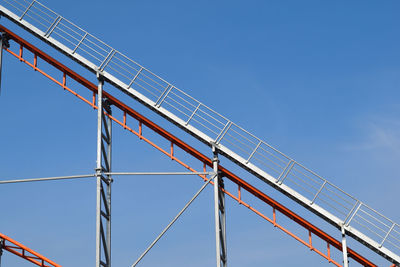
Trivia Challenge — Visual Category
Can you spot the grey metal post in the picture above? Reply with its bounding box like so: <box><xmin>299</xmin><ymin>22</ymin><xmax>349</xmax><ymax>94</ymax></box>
<box><xmin>0</xmin><ymin>238</ymin><xmax>3</xmax><ymax>267</ymax></box>
<box><xmin>0</xmin><ymin>33</ymin><xmax>3</xmax><ymax>96</ymax></box>
<box><xmin>96</xmin><ymin>75</ymin><xmax>112</xmax><ymax>267</ymax></box>
<box><xmin>341</xmin><ymin>226</ymin><xmax>349</xmax><ymax>267</ymax></box>
<box><xmin>0</xmin><ymin>32</ymin><xmax>9</xmax><ymax>95</ymax></box>
<box><xmin>106</xmin><ymin>98</ymin><xmax>112</xmax><ymax>267</ymax></box>
<box><xmin>213</xmin><ymin>146</ymin><xmax>227</xmax><ymax>267</ymax></box>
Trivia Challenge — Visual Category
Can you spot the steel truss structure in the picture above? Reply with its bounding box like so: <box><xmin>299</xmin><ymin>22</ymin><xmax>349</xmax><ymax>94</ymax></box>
<box><xmin>0</xmin><ymin>1</ymin><xmax>399</xmax><ymax>267</ymax></box>
<box><xmin>213</xmin><ymin>147</ymin><xmax>227</xmax><ymax>267</ymax></box>
<box><xmin>96</xmin><ymin>76</ymin><xmax>112</xmax><ymax>267</ymax></box>
<box><xmin>0</xmin><ymin>24</ymin><xmax>389</xmax><ymax>267</ymax></box>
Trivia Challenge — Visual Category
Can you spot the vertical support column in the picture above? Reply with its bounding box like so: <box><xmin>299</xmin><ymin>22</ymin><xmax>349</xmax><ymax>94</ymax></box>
<box><xmin>0</xmin><ymin>32</ymin><xmax>3</xmax><ymax>96</ymax></box>
<box><xmin>0</xmin><ymin>32</ymin><xmax>9</xmax><ymax>95</ymax></box>
<box><xmin>212</xmin><ymin>145</ymin><xmax>227</xmax><ymax>267</ymax></box>
<box><xmin>0</xmin><ymin>238</ymin><xmax>3</xmax><ymax>267</ymax></box>
<box><xmin>341</xmin><ymin>226</ymin><xmax>349</xmax><ymax>267</ymax></box>
<box><xmin>95</xmin><ymin>74</ymin><xmax>112</xmax><ymax>267</ymax></box>
<box><xmin>105</xmin><ymin>98</ymin><xmax>112</xmax><ymax>267</ymax></box>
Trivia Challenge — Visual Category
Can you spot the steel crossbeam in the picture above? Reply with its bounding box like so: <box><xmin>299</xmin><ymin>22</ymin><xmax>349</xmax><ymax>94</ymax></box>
<box><xmin>0</xmin><ymin>24</ymin><xmax>390</xmax><ymax>267</ymax></box>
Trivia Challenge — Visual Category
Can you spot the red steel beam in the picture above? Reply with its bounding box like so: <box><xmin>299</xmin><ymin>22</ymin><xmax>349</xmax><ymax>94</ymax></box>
<box><xmin>0</xmin><ymin>233</ymin><xmax>61</xmax><ymax>267</ymax></box>
<box><xmin>0</xmin><ymin>24</ymin><xmax>380</xmax><ymax>267</ymax></box>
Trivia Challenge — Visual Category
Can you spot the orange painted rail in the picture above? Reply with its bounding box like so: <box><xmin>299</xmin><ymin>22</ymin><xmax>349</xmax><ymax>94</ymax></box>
<box><xmin>0</xmin><ymin>24</ymin><xmax>389</xmax><ymax>266</ymax></box>
<box><xmin>0</xmin><ymin>232</ymin><xmax>61</xmax><ymax>267</ymax></box>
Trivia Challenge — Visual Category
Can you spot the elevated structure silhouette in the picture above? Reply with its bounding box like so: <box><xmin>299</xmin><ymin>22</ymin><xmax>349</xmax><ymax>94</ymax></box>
<box><xmin>0</xmin><ymin>1</ymin><xmax>398</xmax><ymax>266</ymax></box>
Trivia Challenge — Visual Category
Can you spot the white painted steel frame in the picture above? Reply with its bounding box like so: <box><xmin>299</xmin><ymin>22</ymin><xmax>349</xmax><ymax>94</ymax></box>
<box><xmin>342</xmin><ymin>227</ymin><xmax>349</xmax><ymax>267</ymax></box>
<box><xmin>0</xmin><ymin>0</ymin><xmax>399</xmax><ymax>264</ymax></box>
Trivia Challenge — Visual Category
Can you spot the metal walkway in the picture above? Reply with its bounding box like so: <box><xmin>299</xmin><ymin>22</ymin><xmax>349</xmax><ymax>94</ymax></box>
<box><xmin>0</xmin><ymin>0</ymin><xmax>399</xmax><ymax>265</ymax></box>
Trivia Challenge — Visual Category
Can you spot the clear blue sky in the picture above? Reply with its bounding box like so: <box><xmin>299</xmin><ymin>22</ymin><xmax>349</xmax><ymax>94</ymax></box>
<box><xmin>1</xmin><ymin>0</ymin><xmax>400</xmax><ymax>266</ymax></box>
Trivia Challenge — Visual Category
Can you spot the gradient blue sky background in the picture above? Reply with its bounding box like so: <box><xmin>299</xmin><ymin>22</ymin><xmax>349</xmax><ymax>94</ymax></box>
<box><xmin>1</xmin><ymin>0</ymin><xmax>400</xmax><ymax>266</ymax></box>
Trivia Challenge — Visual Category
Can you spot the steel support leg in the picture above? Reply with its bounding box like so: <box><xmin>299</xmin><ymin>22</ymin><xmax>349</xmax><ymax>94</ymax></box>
<box><xmin>341</xmin><ymin>227</ymin><xmax>349</xmax><ymax>267</ymax></box>
<box><xmin>0</xmin><ymin>32</ymin><xmax>9</xmax><ymax>95</ymax></box>
<box><xmin>0</xmin><ymin>32</ymin><xmax>3</xmax><ymax>95</ymax></box>
<box><xmin>213</xmin><ymin>146</ymin><xmax>227</xmax><ymax>267</ymax></box>
<box><xmin>0</xmin><ymin>238</ymin><xmax>3</xmax><ymax>267</ymax></box>
<box><xmin>96</xmin><ymin>75</ymin><xmax>112</xmax><ymax>267</ymax></box>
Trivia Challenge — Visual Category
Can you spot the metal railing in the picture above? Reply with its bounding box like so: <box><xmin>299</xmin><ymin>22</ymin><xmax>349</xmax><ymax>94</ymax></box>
<box><xmin>2</xmin><ymin>0</ymin><xmax>400</xmax><ymax>260</ymax></box>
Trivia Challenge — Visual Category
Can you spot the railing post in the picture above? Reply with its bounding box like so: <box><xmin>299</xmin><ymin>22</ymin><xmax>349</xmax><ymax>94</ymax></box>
<box><xmin>99</xmin><ymin>50</ymin><xmax>116</xmax><ymax>72</ymax></box>
<box><xmin>215</xmin><ymin>121</ymin><xmax>232</xmax><ymax>145</ymax></box>
<box><xmin>186</xmin><ymin>103</ymin><xmax>201</xmax><ymax>125</ymax></box>
<box><xmin>96</xmin><ymin>74</ymin><xmax>112</xmax><ymax>267</ymax></box>
<box><xmin>127</xmin><ymin>67</ymin><xmax>143</xmax><ymax>89</ymax></box>
<box><xmin>380</xmin><ymin>223</ymin><xmax>396</xmax><ymax>248</ymax></box>
<box><xmin>346</xmin><ymin>202</ymin><xmax>362</xmax><ymax>227</ymax></box>
<box><xmin>246</xmin><ymin>141</ymin><xmax>261</xmax><ymax>163</ymax></box>
<box><xmin>310</xmin><ymin>181</ymin><xmax>326</xmax><ymax>205</ymax></box>
<box><xmin>44</xmin><ymin>15</ymin><xmax>61</xmax><ymax>37</ymax></box>
<box><xmin>72</xmin><ymin>32</ymin><xmax>88</xmax><ymax>54</ymax></box>
<box><xmin>155</xmin><ymin>84</ymin><xmax>171</xmax><ymax>107</ymax></box>
<box><xmin>19</xmin><ymin>1</ymin><xmax>35</xmax><ymax>21</ymax></box>
<box><xmin>276</xmin><ymin>160</ymin><xmax>295</xmax><ymax>185</ymax></box>
<box><xmin>213</xmin><ymin>145</ymin><xmax>227</xmax><ymax>267</ymax></box>
<box><xmin>343</xmin><ymin>200</ymin><xmax>360</xmax><ymax>225</ymax></box>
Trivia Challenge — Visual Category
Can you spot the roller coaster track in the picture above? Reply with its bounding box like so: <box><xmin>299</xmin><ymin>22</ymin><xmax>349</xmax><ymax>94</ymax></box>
<box><xmin>0</xmin><ymin>232</ymin><xmax>61</xmax><ymax>267</ymax></box>
<box><xmin>0</xmin><ymin>1</ymin><xmax>399</xmax><ymax>266</ymax></box>
<box><xmin>0</xmin><ymin>24</ymin><xmax>388</xmax><ymax>267</ymax></box>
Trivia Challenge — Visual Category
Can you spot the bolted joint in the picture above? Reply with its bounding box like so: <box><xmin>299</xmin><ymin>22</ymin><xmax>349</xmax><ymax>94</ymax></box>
<box><xmin>95</xmin><ymin>167</ymin><xmax>103</xmax><ymax>174</ymax></box>
<box><xmin>106</xmin><ymin>176</ymin><xmax>114</xmax><ymax>183</ymax></box>
<box><xmin>103</xmin><ymin>98</ymin><xmax>112</xmax><ymax>114</ymax></box>
<box><xmin>219</xmin><ymin>177</ymin><xmax>225</xmax><ymax>188</ymax></box>
<box><xmin>96</xmin><ymin>71</ymin><xmax>104</xmax><ymax>81</ymax></box>
<box><xmin>211</xmin><ymin>143</ymin><xmax>219</xmax><ymax>164</ymax></box>
<box><xmin>211</xmin><ymin>142</ymin><xmax>218</xmax><ymax>153</ymax></box>
<box><xmin>212</xmin><ymin>155</ymin><xmax>219</xmax><ymax>164</ymax></box>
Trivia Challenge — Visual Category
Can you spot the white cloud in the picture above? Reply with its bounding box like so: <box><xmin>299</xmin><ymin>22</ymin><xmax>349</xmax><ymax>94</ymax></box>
<box><xmin>343</xmin><ymin>117</ymin><xmax>400</xmax><ymax>156</ymax></box>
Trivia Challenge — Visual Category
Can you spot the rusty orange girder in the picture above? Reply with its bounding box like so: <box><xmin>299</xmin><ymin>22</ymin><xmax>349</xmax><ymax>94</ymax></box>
<box><xmin>0</xmin><ymin>232</ymin><xmax>61</xmax><ymax>267</ymax></box>
<box><xmin>0</xmin><ymin>24</ymin><xmax>385</xmax><ymax>266</ymax></box>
